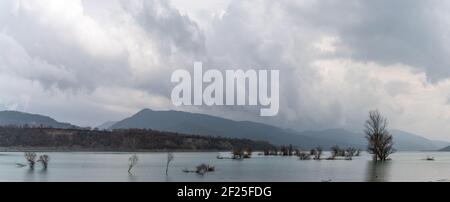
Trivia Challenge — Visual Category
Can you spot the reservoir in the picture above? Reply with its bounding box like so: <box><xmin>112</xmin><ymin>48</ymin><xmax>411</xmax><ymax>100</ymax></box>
<box><xmin>0</xmin><ymin>151</ymin><xmax>448</xmax><ymax>182</ymax></box>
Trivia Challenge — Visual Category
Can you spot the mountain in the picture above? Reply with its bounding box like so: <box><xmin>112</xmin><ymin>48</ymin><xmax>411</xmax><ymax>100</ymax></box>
<box><xmin>300</xmin><ymin>128</ymin><xmax>445</xmax><ymax>151</ymax></box>
<box><xmin>0</xmin><ymin>111</ymin><xmax>77</xmax><ymax>129</ymax></box>
<box><xmin>109</xmin><ymin>109</ymin><xmax>447</xmax><ymax>150</ymax></box>
<box><xmin>389</xmin><ymin>129</ymin><xmax>440</xmax><ymax>151</ymax></box>
<box><xmin>110</xmin><ymin>109</ymin><xmax>329</xmax><ymax>149</ymax></box>
<box><xmin>97</xmin><ymin>121</ymin><xmax>117</xmax><ymax>130</ymax></box>
<box><xmin>439</xmin><ymin>146</ymin><xmax>450</xmax><ymax>151</ymax></box>
<box><xmin>431</xmin><ymin>140</ymin><xmax>450</xmax><ymax>149</ymax></box>
<box><xmin>298</xmin><ymin>128</ymin><xmax>366</xmax><ymax>148</ymax></box>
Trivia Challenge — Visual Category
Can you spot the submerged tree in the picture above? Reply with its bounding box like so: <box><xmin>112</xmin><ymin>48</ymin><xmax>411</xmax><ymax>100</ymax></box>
<box><xmin>195</xmin><ymin>164</ymin><xmax>215</xmax><ymax>175</ymax></box>
<box><xmin>24</xmin><ymin>152</ymin><xmax>37</xmax><ymax>169</ymax></box>
<box><xmin>232</xmin><ymin>148</ymin><xmax>244</xmax><ymax>159</ymax></box>
<box><xmin>330</xmin><ymin>145</ymin><xmax>339</xmax><ymax>159</ymax></box>
<box><xmin>298</xmin><ymin>151</ymin><xmax>311</xmax><ymax>160</ymax></box>
<box><xmin>128</xmin><ymin>154</ymin><xmax>138</xmax><ymax>174</ymax></box>
<box><xmin>364</xmin><ymin>110</ymin><xmax>395</xmax><ymax>161</ymax></box>
<box><xmin>355</xmin><ymin>149</ymin><xmax>361</xmax><ymax>156</ymax></box>
<box><xmin>166</xmin><ymin>152</ymin><xmax>174</xmax><ymax>175</ymax></box>
<box><xmin>313</xmin><ymin>147</ymin><xmax>322</xmax><ymax>160</ymax></box>
<box><xmin>345</xmin><ymin>148</ymin><xmax>357</xmax><ymax>160</ymax></box>
<box><xmin>37</xmin><ymin>154</ymin><xmax>50</xmax><ymax>169</ymax></box>
<box><xmin>308</xmin><ymin>147</ymin><xmax>323</xmax><ymax>160</ymax></box>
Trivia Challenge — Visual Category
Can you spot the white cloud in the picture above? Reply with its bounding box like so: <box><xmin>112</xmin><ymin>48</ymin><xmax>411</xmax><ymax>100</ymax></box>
<box><xmin>1</xmin><ymin>0</ymin><xmax>450</xmax><ymax>141</ymax></box>
<box><xmin>0</xmin><ymin>0</ymin><xmax>205</xmax><ymax>126</ymax></box>
<box><xmin>310</xmin><ymin>59</ymin><xmax>450</xmax><ymax>140</ymax></box>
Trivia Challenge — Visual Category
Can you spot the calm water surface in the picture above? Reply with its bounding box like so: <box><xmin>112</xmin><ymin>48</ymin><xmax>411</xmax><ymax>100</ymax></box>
<box><xmin>0</xmin><ymin>151</ymin><xmax>449</xmax><ymax>182</ymax></box>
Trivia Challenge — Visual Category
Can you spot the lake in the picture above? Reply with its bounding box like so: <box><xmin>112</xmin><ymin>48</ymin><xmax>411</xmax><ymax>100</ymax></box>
<box><xmin>0</xmin><ymin>151</ymin><xmax>449</xmax><ymax>182</ymax></box>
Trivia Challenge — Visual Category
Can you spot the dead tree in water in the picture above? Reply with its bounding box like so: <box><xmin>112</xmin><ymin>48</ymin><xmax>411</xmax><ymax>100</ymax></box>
<box><xmin>24</xmin><ymin>152</ymin><xmax>37</xmax><ymax>169</ymax></box>
<box><xmin>345</xmin><ymin>148</ymin><xmax>357</xmax><ymax>159</ymax></box>
<box><xmin>364</xmin><ymin>110</ymin><xmax>395</xmax><ymax>161</ymax></box>
<box><xmin>37</xmin><ymin>154</ymin><xmax>50</xmax><ymax>169</ymax></box>
<box><xmin>298</xmin><ymin>151</ymin><xmax>311</xmax><ymax>160</ymax></box>
<box><xmin>330</xmin><ymin>145</ymin><xmax>340</xmax><ymax>159</ymax></box>
<box><xmin>166</xmin><ymin>152</ymin><xmax>174</xmax><ymax>175</ymax></box>
<box><xmin>313</xmin><ymin>147</ymin><xmax>322</xmax><ymax>160</ymax></box>
<box><xmin>128</xmin><ymin>154</ymin><xmax>138</xmax><ymax>174</ymax></box>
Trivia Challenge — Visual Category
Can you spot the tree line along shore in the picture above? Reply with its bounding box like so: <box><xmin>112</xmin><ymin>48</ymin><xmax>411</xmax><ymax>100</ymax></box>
<box><xmin>0</xmin><ymin>126</ymin><xmax>276</xmax><ymax>152</ymax></box>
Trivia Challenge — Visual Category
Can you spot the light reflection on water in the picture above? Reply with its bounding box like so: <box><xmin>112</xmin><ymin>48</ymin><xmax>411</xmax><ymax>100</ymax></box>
<box><xmin>365</xmin><ymin>161</ymin><xmax>391</xmax><ymax>182</ymax></box>
<box><xmin>0</xmin><ymin>151</ymin><xmax>448</xmax><ymax>182</ymax></box>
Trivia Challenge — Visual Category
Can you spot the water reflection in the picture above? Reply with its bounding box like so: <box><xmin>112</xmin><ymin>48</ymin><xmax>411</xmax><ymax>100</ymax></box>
<box><xmin>165</xmin><ymin>174</ymin><xmax>173</xmax><ymax>182</ymax></box>
<box><xmin>22</xmin><ymin>167</ymin><xmax>50</xmax><ymax>182</ymax></box>
<box><xmin>128</xmin><ymin>173</ymin><xmax>138</xmax><ymax>182</ymax></box>
<box><xmin>23</xmin><ymin>168</ymin><xmax>36</xmax><ymax>182</ymax></box>
<box><xmin>365</xmin><ymin>161</ymin><xmax>392</xmax><ymax>182</ymax></box>
<box><xmin>38</xmin><ymin>168</ymin><xmax>48</xmax><ymax>182</ymax></box>
<box><xmin>2</xmin><ymin>152</ymin><xmax>450</xmax><ymax>182</ymax></box>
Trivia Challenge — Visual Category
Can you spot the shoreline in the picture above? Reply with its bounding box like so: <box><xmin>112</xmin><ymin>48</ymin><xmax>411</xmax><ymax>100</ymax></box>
<box><xmin>0</xmin><ymin>147</ymin><xmax>236</xmax><ymax>153</ymax></box>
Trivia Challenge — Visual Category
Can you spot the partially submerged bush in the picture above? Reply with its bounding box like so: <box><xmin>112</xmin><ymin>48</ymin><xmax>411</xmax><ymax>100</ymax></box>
<box><xmin>37</xmin><ymin>154</ymin><xmax>50</xmax><ymax>169</ymax></box>
<box><xmin>329</xmin><ymin>146</ymin><xmax>361</xmax><ymax>160</ymax></box>
<box><xmin>196</xmin><ymin>164</ymin><xmax>215</xmax><ymax>175</ymax></box>
<box><xmin>24</xmin><ymin>152</ymin><xmax>37</xmax><ymax>169</ymax></box>
<box><xmin>313</xmin><ymin>147</ymin><xmax>322</xmax><ymax>160</ymax></box>
<box><xmin>298</xmin><ymin>151</ymin><xmax>311</xmax><ymax>160</ymax></box>
<box><xmin>232</xmin><ymin>148</ymin><xmax>252</xmax><ymax>159</ymax></box>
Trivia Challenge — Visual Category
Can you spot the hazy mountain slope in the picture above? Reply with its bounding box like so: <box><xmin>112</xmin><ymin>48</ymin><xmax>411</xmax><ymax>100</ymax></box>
<box><xmin>0</xmin><ymin>111</ymin><xmax>77</xmax><ymax>129</ymax></box>
<box><xmin>300</xmin><ymin>128</ymin><xmax>442</xmax><ymax>151</ymax></box>
<box><xmin>431</xmin><ymin>140</ymin><xmax>450</xmax><ymax>149</ymax></box>
<box><xmin>110</xmin><ymin>109</ymin><xmax>446</xmax><ymax>151</ymax></box>
<box><xmin>110</xmin><ymin>109</ymin><xmax>328</xmax><ymax>149</ymax></box>
<box><xmin>97</xmin><ymin>121</ymin><xmax>117</xmax><ymax>130</ymax></box>
<box><xmin>389</xmin><ymin>129</ymin><xmax>438</xmax><ymax>151</ymax></box>
<box><xmin>299</xmin><ymin>128</ymin><xmax>366</xmax><ymax>148</ymax></box>
<box><xmin>439</xmin><ymin>146</ymin><xmax>450</xmax><ymax>151</ymax></box>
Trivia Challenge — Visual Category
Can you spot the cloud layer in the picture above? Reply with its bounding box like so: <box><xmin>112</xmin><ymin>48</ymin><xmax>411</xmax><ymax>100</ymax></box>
<box><xmin>1</xmin><ymin>0</ymin><xmax>450</xmax><ymax>140</ymax></box>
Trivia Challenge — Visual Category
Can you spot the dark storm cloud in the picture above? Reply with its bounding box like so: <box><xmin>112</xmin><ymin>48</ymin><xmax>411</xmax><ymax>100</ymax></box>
<box><xmin>1</xmin><ymin>0</ymin><xmax>450</xmax><ymax>140</ymax></box>
<box><xmin>282</xmin><ymin>0</ymin><xmax>450</xmax><ymax>80</ymax></box>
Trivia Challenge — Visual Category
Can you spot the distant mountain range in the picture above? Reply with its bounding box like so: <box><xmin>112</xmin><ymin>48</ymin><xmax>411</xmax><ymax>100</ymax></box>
<box><xmin>108</xmin><ymin>109</ymin><xmax>450</xmax><ymax>151</ymax></box>
<box><xmin>96</xmin><ymin>121</ymin><xmax>117</xmax><ymax>130</ymax></box>
<box><xmin>0</xmin><ymin>111</ymin><xmax>77</xmax><ymax>129</ymax></box>
<box><xmin>1</xmin><ymin>109</ymin><xmax>448</xmax><ymax>151</ymax></box>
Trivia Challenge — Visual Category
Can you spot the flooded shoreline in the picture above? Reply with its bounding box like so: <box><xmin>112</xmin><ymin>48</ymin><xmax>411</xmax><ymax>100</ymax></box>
<box><xmin>0</xmin><ymin>151</ymin><xmax>449</xmax><ymax>182</ymax></box>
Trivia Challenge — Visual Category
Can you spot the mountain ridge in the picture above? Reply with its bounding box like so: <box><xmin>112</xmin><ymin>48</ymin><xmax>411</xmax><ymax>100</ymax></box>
<box><xmin>0</xmin><ymin>110</ymin><xmax>77</xmax><ymax>129</ymax></box>
<box><xmin>1</xmin><ymin>109</ymin><xmax>447</xmax><ymax>151</ymax></box>
<box><xmin>110</xmin><ymin>109</ymin><xmax>450</xmax><ymax>150</ymax></box>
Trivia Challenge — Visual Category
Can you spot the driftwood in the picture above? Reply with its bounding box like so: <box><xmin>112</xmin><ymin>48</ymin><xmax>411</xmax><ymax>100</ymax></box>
<box><xmin>183</xmin><ymin>164</ymin><xmax>215</xmax><ymax>175</ymax></box>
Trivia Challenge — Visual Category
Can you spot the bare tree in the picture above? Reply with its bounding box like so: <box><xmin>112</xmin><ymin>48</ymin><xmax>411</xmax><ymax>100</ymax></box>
<box><xmin>232</xmin><ymin>148</ymin><xmax>244</xmax><ymax>159</ymax></box>
<box><xmin>346</xmin><ymin>147</ymin><xmax>357</xmax><ymax>159</ymax></box>
<box><xmin>330</xmin><ymin>145</ymin><xmax>340</xmax><ymax>159</ymax></box>
<box><xmin>166</xmin><ymin>152</ymin><xmax>174</xmax><ymax>175</ymax></box>
<box><xmin>244</xmin><ymin>148</ymin><xmax>252</xmax><ymax>158</ymax></box>
<box><xmin>355</xmin><ymin>149</ymin><xmax>361</xmax><ymax>156</ymax></box>
<box><xmin>298</xmin><ymin>151</ymin><xmax>311</xmax><ymax>160</ymax></box>
<box><xmin>313</xmin><ymin>146</ymin><xmax>322</xmax><ymax>160</ymax></box>
<box><xmin>24</xmin><ymin>152</ymin><xmax>37</xmax><ymax>169</ymax></box>
<box><xmin>195</xmin><ymin>164</ymin><xmax>215</xmax><ymax>175</ymax></box>
<box><xmin>128</xmin><ymin>154</ymin><xmax>138</xmax><ymax>174</ymax></box>
<box><xmin>364</xmin><ymin>110</ymin><xmax>395</xmax><ymax>161</ymax></box>
<box><xmin>37</xmin><ymin>154</ymin><xmax>50</xmax><ymax>169</ymax></box>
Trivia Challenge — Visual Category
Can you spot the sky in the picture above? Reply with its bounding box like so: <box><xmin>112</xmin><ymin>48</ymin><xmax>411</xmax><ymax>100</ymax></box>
<box><xmin>2</xmin><ymin>0</ymin><xmax>450</xmax><ymax>140</ymax></box>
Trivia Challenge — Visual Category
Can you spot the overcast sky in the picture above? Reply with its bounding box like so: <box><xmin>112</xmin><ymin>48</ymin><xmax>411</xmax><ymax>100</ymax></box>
<box><xmin>2</xmin><ymin>0</ymin><xmax>450</xmax><ymax>140</ymax></box>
